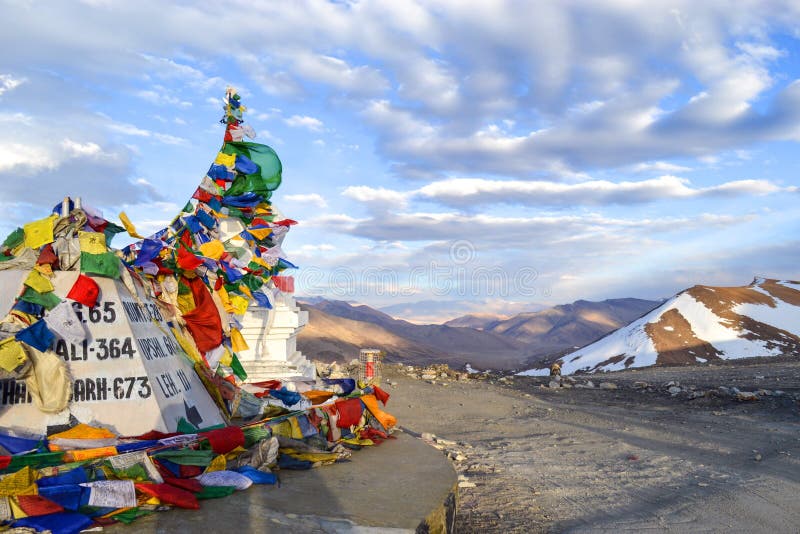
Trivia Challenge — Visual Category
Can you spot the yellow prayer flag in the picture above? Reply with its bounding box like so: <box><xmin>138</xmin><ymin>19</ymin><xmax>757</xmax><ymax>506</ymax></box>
<box><xmin>9</xmin><ymin>496</ymin><xmax>28</xmax><ymax>518</ymax></box>
<box><xmin>171</xmin><ymin>328</ymin><xmax>203</xmax><ymax>364</ymax></box>
<box><xmin>204</xmin><ymin>454</ymin><xmax>227</xmax><ymax>474</ymax></box>
<box><xmin>24</xmin><ymin>269</ymin><xmax>54</xmax><ymax>294</ymax></box>
<box><xmin>230</xmin><ymin>328</ymin><xmax>249</xmax><ymax>353</ymax></box>
<box><xmin>0</xmin><ymin>338</ymin><xmax>27</xmax><ymax>373</ymax></box>
<box><xmin>176</xmin><ymin>292</ymin><xmax>196</xmax><ymax>314</ymax></box>
<box><xmin>78</xmin><ymin>231</ymin><xmax>107</xmax><ymax>254</ymax></box>
<box><xmin>250</xmin><ymin>256</ymin><xmax>270</xmax><ymax>269</ymax></box>
<box><xmin>219</xmin><ymin>347</ymin><xmax>232</xmax><ymax>367</ymax></box>
<box><xmin>229</xmin><ymin>295</ymin><xmax>249</xmax><ymax>316</ymax></box>
<box><xmin>237</xmin><ymin>285</ymin><xmax>253</xmax><ymax>299</ymax></box>
<box><xmin>214</xmin><ymin>152</ymin><xmax>236</xmax><ymax>168</ymax></box>
<box><xmin>33</xmin><ymin>263</ymin><xmax>53</xmax><ymax>277</ymax></box>
<box><xmin>23</xmin><ymin>215</ymin><xmax>57</xmax><ymax>250</ymax></box>
<box><xmin>216</xmin><ymin>286</ymin><xmax>235</xmax><ymax>314</ymax></box>
<box><xmin>199</xmin><ymin>240</ymin><xmax>225</xmax><ymax>260</ymax></box>
<box><xmin>65</xmin><ymin>446</ymin><xmax>118</xmax><ymax>462</ymax></box>
<box><xmin>119</xmin><ymin>212</ymin><xmax>144</xmax><ymax>239</ymax></box>
<box><xmin>0</xmin><ymin>467</ymin><xmax>38</xmax><ymax>497</ymax></box>
<box><xmin>247</xmin><ymin>227</ymin><xmax>273</xmax><ymax>240</ymax></box>
<box><xmin>49</xmin><ymin>423</ymin><xmax>116</xmax><ymax>441</ymax></box>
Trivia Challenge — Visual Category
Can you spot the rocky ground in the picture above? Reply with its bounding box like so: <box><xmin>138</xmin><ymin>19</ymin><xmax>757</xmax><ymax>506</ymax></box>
<box><xmin>381</xmin><ymin>357</ymin><xmax>800</xmax><ymax>533</ymax></box>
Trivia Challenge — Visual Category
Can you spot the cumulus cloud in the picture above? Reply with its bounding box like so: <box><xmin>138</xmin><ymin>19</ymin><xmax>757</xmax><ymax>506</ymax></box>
<box><xmin>284</xmin><ymin>193</ymin><xmax>328</xmax><ymax>208</ymax></box>
<box><xmin>341</xmin><ymin>185</ymin><xmax>409</xmax><ymax>209</ymax></box>
<box><xmin>344</xmin><ymin>175</ymin><xmax>785</xmax><ymax>209</ymax></box>
<box><xmin>0</xmin><ymin>73</ymin><xmax>25</xmax><ymax>96</ymax></box>
<box><xmin>284</xmin><ymin>115</ymin><xmax>324</xmax><ymax>132</ymax></box>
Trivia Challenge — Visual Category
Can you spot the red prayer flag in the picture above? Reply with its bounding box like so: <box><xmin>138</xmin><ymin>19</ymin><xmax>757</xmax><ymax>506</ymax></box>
<box><xmin>135</xmin><ymin>483</ymin><xmax>200</xmax><ymax>509</ymax></box>
<box><xmin>335</xmin><ymin>398</ymin><xmax>364</xmax><ymax>428</ymax></box>
<box><xmin>272</xmin><ymin>276</ymin><xmax>294</xmax><ymax>293</ymax></box>
<box><xmin>67</xmin><ymin>274</ymin><xmax>100</xmax><ymax>308</ymax></box>
<box><xmin>199</xmin><ymin>426</ymin><xmax>245</xmax><ymax>455</ymax></box>
<box><xmin>164</xmin><ymin>476</ymin><xmax>203</xmax><ymax>493</ymax></box>
<box><xmin>37</xmin><ymin>244</ymin><xmax>59</xmax><ymax>266</ymax></box>
<box><xmin>372</xmin><ymin>385</ymin><xmax>390</xmax><ymax>406</ymax></box>
<box><xmin>16</xmin><ymin>495</ymin><xmax>65</xmax><ymax>517</ymax></box>
<box><xmin>181</xmin><ymin>276</ymin><xmax>223</xmax><ymax>352</ymax></box>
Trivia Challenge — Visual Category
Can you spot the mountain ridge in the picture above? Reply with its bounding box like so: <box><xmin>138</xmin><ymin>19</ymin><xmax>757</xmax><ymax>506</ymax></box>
<box><xmin>297</xmin><ymin>296</ymin><xmax>660</xmax><ymax>370</ymax></box>
<box><xmin>519</xmin><ymin>278</ymin><xmax>800</xmax><ymax>376</ymax></box>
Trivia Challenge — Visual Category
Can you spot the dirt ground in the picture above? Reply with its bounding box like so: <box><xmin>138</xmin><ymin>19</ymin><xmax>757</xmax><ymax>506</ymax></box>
<box><xmin>383</xmin><ymin>357</ymin><xmax>800</xmax><ymax>533</ymax></box>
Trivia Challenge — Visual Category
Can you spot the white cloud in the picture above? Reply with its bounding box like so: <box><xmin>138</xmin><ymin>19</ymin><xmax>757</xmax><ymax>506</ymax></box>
<box><xmin>61</xmin><ymin>139</ymin><xmax>101</xmax><ymax>157</ymax></box>
<box><xmin>284</xmin><ymin>115</ymin><xmax>324</xmax><ymax>132</ymax></box>
<box><xmin>284</xmin><ymin>193</ymin><xmax>328</xmax><ymax>208</ymax></box>
<box><xmin>341</xmin><ymin>185</ymin><xmax>410</xmax><ymax>208</ymax></box>
<box><xmin>341</xmin><ymin>175</ymin><xmax>785</xmax><ymax>209</ymax></box>
<box><xmin>291</xmin><ymin>52</ymin><xmax>388</xmax><ymax>95</ymax></box>
<box><xmin>0</xmin><ymin>74</ymin><xmax>25</xmax><ymax>96</ymax></box>
<box><xmin>630</xmin><ymin>161</ymin><xmax>693</xmax><ymax>173</ymax></box>
<box><xmin>107</xmin><ymin>120</ymin><xmax>188</xmax><ymax>145</ymax></box>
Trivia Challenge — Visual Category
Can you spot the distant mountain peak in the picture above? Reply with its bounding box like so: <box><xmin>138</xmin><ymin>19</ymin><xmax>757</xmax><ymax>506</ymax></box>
<box><xmin>519</xmin><ymin>278</ymin><xmax>800</xmax><ymax>376</ymax></box>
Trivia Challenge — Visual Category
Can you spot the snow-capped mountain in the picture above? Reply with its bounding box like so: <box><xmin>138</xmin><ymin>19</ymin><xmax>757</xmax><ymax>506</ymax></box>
<box><xmin>519</xmin><ymin>278</ymin><xmax>800</xmax><ymax>376</ymax></box>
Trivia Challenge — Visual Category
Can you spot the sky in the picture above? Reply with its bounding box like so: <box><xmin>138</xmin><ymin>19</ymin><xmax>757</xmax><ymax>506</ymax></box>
<box><xmin>1</xmin><ymin>0</ymin><xmax>799</xmax><ymax>322</ymax></box>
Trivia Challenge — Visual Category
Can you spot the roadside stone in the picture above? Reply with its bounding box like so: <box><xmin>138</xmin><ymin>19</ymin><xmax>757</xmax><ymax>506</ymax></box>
<box><xmin>754</xmin><ymin>453</ymin><xmax>762</xmax><ymax>461</ymax></box>
<box><xmin>736</xmin><ymin>391</ymin><xmax>758</xmax><ymax>402</ymax></box>
<box><xmin>665</xmin><ymin>380</ymin><xmax>680</xmax><ymax>387</ymax></box>
<box><xmin>755</xmin><ymin>389</ymin><xmax>772</xmax><ymax>396</ymax></box>
<box><xmin>718</xmin><ymin>386</ymin><xmax>731</xmax><ymax>396</ymax></box>
<box><xmin>585</xmin><ymin>380</ymin><xmax>595</xmax><ymax>388</ymax></box>
<box><xmin>421</xmin><ymin>432</ymin><xmax>436</xmax><ymax>442</ymax></box>
<box><xmin>633</xmin><ymin>381</ymin><xmax>649</xmax><ymax>389</ymax></box>
<box><xmin>458</xmin><ymin>481</ymin><xmax>477</xmax><ymax>489</ymax></box>
<box><xmin>421</xmin><ymin>373</ymin><xmax>437</xmax><ymax>380</ymax></box>
<box><xmin>548</xmin><ymin>380</ymin><xmax>561</xmax><ymax>389</ymax></box>
<box><xmin>668</xmin><ymin>386</ymin><xmax>683</xmax><ymax>395</ymax></box>
<box><xmin>562</xmin><ymin>376</ymin><xmax>577</xmax><ymax>385</ymax></box>
<box><xmin>561</xmin><ymin>382</ymin><xmax>573</xmax><ymax>389</ymax></box>
<box><xmin>599</xmin><ymin>382</ymin><xmax>618</xmax><ymax>390</ymax></box>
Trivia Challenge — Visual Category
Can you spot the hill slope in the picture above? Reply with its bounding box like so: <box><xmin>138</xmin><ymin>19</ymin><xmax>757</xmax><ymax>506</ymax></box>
<box><xmin>486</xmin><ymin>298</ymin><xmax>660</xmax><ymax>360</ymax></box>
<box><xmin>298</xmin><ymin>297</ymin><xmax>662</xmax><ymax>369</ymax></box>
<box><xmin>520</xmin><ymin>278</ymin><xmax>800</xmax><ymax>375</ymax></box>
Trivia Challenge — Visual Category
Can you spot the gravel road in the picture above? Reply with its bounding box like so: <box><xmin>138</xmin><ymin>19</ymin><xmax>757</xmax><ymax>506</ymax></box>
<box><xmin>384</xmin><ymin>358</ymin><xmax>800</xmax><ymax>533</ymax></box>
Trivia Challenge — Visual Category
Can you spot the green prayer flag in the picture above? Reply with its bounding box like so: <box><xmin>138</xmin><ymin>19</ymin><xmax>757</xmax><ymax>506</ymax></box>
<box><xmin>20</xmin><ymin>287</ymin><xmax>62</xmax><ymax>310</ymax></box>
<box><xmin>151</xmin><ymin>448</ymin><xmax>215</xmax><ymax>466</ymax></box>
<box><xmin>230</xmin><ymin>353</ymin><xmax>248</xmax><ymax>382</ymax></box>
<box><xmin>196</xmin><ymin>485</ymin><xmax>237</xmax><ymax>500</ymax></box>
<box><xmin>243</xmin><ymin>426</ymin><xmax>269</xmax><ymax>449</ymax></box>
<box><xmin>112</xmin><ymin>508</ymin><xmax>153</xmax><ymax>524</ymax></box>
<box><xmin>176</xmin><ymin>416</ymin><xmax>198</xmax><ymax>434</ymax></box>
<box><xmin>221</xmin><ymin>142</ymin><xmax>282</xmax><ymax>195</ymax></box>
<box><xmin>3</xmin><ymin>451</ymin><xmax>65</xmax><ymax>473</ymax></box>
<box><xmin>241</xmin><ymin>274</ymin><xmax>264</xmax><ymax>293</ymax></box>
<box><xmin>80</xmin><ymin>251</ymin><xmax>121</xmax><ymax>279</ymax></box>
<box><xmin>102</xmin><ymin>222</ymin><xmax>126</xmax><ymax>246</ymax></box>
<box><xmin>2</xmin><ymin>228</ymin><xmax>24</xmax><ymax>250</ymax></box>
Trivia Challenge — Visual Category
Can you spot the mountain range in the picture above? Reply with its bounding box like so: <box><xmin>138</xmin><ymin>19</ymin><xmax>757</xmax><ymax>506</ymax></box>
<box><xmin>296</xmin><ymin>296</ymin><xmax>660</xmax><ymax>370</ymax></box>
<box><xmin>518</xmin><ymin>278</ymin><xmax>800</xmax><ymax>376</ymax></box>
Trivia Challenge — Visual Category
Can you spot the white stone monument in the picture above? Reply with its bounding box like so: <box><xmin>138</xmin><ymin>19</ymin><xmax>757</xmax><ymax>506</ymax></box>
<box><xmin>233</xmin><ymin>206</ymin><xmax>314</xmax><ymax>382</ymax></box>
<box><xmin>236</xmin><ymin>292</ymin><xmax>314</xmax><ymax>382</ymax></box>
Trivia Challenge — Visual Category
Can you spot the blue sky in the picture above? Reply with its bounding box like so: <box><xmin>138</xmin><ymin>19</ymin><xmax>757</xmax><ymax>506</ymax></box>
<box><xmin>1</xmin><ymin>0</ymin><xmax>799</xmax><ymax>321</ymax></box>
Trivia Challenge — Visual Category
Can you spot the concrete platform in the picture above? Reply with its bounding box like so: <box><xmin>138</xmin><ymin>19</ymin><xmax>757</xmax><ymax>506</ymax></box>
<box><xmin>107</xmin><ymin>430</ymin><xmax>457</xmax><ymax>533</ymax></box>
